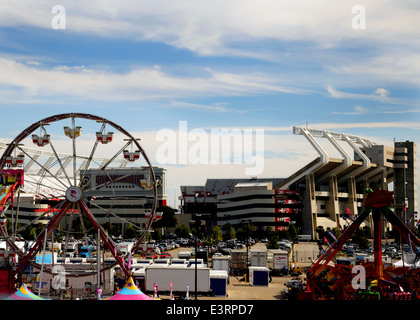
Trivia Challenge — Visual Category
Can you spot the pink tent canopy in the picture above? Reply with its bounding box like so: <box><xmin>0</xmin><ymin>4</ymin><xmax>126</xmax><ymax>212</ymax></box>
<box><xmin>5</xmin><ymin>283</ymin><xmax>46</xmax><ymax>300</ymax></box>
<box><xmin>107</xmin><ymin>277</ymin><xmax>154</xmax><ymax>300</ymax></box>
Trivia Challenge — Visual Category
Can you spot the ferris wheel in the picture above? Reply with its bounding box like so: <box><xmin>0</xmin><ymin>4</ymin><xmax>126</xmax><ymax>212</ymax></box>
<box><xmin>0</xmin><ymin>113</ymin><xmax>158</xmax><ymax>280</ymax></box>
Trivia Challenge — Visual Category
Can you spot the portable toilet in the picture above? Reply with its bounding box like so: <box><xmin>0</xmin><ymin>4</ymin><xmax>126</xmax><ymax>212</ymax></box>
<box><xmin>210</xmin><ymin>270</ymin><xmax>228</xmax><ymax>296</ymax></box>
<box><xmin>249</xmin><ymin>267</ymin><xmax>270</xmax><ymax>286</ymax></box>
<box><xmin>212</xmin><ymin>256</ymin><xmax>230</xmax><ymax>283</ymax></box>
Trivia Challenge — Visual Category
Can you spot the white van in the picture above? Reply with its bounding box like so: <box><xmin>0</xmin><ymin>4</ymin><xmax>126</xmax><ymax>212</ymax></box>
<box><xmin>178</xmin><ymin>251</ymin><xmax>192</xmax><ymax>259</ymax></box>
<box><xmin>117</xmin><ymin>242</ymin><xmax>134</xmax><ymax>255</ymax></box>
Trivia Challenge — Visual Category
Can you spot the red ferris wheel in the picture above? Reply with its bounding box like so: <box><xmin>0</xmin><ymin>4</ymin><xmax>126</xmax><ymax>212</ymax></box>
<box><xmin>0</xmin><ymin>113</ymin><xmax>158</xmax><ymax>285</ymax></box>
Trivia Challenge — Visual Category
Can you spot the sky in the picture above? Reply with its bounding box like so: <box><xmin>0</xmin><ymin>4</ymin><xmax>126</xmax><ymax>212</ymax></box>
<box><xmin>0</xmin><ymin>1</ymin><xmax>419</xmax><ymax>208</ymax></box>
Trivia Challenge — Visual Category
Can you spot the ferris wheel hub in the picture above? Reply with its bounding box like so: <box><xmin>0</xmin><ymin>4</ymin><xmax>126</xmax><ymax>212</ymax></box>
<box><xmin>65</xmin><ymin>186</ymin><xmax>83</xmax><ymax>202</ymax></box>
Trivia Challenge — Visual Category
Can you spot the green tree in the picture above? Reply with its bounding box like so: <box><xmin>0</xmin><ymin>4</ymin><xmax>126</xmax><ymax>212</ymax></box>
<box><xmin>222</xmin><ymin>223</ymin><xmax>235</xmax><ymax>241</ymax></box>
<box><xmin>352</xmin><ymin>226</ymin><xmax>371</xmax><ymax>249</ymax></box>
<box><xmin>20</xmin><ymin>224</ymin><xmax>36</xmax><ymax>240</ymax></box>
<box><xmin>153</xmin><ymin>206</ymin><xmax>177</xmax><ymax>229</ymax></box>
<box><xmin>267</xmin><ymin>230</ymin><xmax>280</xmax><ymax>249</ymax></box>
<box><xmin>204</xmin><ymin>226</ymin><xmax>223</xmax><ymax>246</ymax></box>
<box><xmin>152</xmin><ymin>228</ymin><xmax>162</xmax><ymax>241</ymax></box>
<box><xmin>316</xmin><ymin>226</ymin><xmax>325</xmax><ymax>240</ymax></box>
<box><xmin>211</xmin><ymin>226</ymin><xmax>223</xmax><ymax>243</ymax></box>
<box><xmin>237</xmin><ymin>223</ymin><xmax>254</xmax><ymax>241</ymax></box>
<box><xmin>125</xmin><ymin>223</ymin><xmax>137</xmax><ymax>238</ymax></box>
<box><xmin>175</xmin><ymin>224</ymin><xmax>191</xmax><ymax>238</ymax></box>
<box><xmin>331</xmin><ymin>227</ymin><xmax>342</xmax><ymax>239</ymax></box>
<box><xmin>288</xmin><ymin>224</ymin><xmax>298</xmax><ymax>240</ymax></box>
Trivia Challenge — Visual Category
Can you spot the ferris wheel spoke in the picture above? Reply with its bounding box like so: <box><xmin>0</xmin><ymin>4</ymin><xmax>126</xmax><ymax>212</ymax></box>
<box><xmin>80</xmin><ymin>139</ymin><xmax>133</xmax><ymax>192</ymax></box>
<box><xmin>24</xmin><ymin>175</ymin><xmax>67</xmax><ymax>197</ymax></box>
<box><xmin>15</xmin><ymin>145</ymin><xmax>68</xmax><ymax>190</ymax></box>
<box><xmin>72</xmin><ymin>116</ymin><xmax>77</xmax><ymax>186</ymax></box>
<box><xmin>78</xmin><ymin>123</ymin><xmax>104</xmax><ymax>189</ymax></box>
<box><xmin>82</xmin><ymin>196</ymin><xmax>144</xmax><ymax>233</ymax></box>
<box><xmin>83</xmin><ymin>168</ymin><xmax>148</xmax><ymax>194</ymax></box>
<box><xmin>41</xmin><ymin>125</ymin><xmax>73</xmax><ymax>187</ymax></box>
<box><xmin>13</xmin><ymin>200</ymin><xmax>66</xmax><ymax>237</ymax></box>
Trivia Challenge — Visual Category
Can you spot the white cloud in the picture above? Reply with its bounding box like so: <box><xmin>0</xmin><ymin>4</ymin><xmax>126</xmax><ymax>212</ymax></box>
<box><xmin>325</xmin><ymin>86</ymin><xmax>417</xmax><ymax>107</ymax></box>
<box><xmin>0</xmin><ymin>58</ymin><xmax>300</xmax><ymax>102</ymax></box>
<box><xmin>374</xmin><ymin>88</ymin><xmax>389</xmax><ymax>98</ymax></box>
<box><xmin>306</xmin><ymin>121</ymin><xmax>420</xmax><ymax>131</ymax></box>
<box><xmin>327</xmin><ymin>86</ymin><xmax>390</xmax><ymax>101</ymax></box>
<box><xmin>331</xmin><ymin>105</ymin><xmax>368</xmax><ymax>115</ymax></box>
<box><xmin>1</xmin><ymin>1</ymin><xmax>419</xmax><ymax>56</ymax></box>
<box><xmin>1</xmin><ymin>1</ymin><xmax>419</xmax><ymax>99</ymax></box>
<box><xmin>328</xmin><ymin>52</ymin><xmax>420</xmax><ymax>87</ymax></box>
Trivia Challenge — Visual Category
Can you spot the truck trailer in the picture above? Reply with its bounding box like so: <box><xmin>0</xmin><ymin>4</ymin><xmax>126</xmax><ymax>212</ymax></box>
<box><xmin>269</xmin><ymin>249</ymin><xmax>289</xmax><ymax>275</ymax></box>
<box><xmin>144</xmin><ymin>266</ymin><xmax>210</xmax><ymax>295</ymax></box>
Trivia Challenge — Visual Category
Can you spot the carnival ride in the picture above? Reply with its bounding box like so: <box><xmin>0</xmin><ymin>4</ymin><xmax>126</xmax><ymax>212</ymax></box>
<box><xmin>0</xmin><ymin>113</ymin><xmax>158</xmax><ymax>294</ymax></box>
<box><xmin>304</xmin><ymin>189</ymin><xmax>420</xmax><ymax>300</ymax></box>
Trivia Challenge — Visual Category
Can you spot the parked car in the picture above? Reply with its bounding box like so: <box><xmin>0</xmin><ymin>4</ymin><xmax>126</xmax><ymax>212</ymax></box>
<box><xmin>160</xmin><ymin>252</ymin><xmax>172</xmax><ymax>259</ymax></box>
<box><xmin>145</xmin><ymin>253</ymin><xmax>158</xmax><ymax>260</ymax></box>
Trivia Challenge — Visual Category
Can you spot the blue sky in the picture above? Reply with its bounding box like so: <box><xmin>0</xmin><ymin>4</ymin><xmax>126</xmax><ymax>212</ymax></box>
<box><xmin>0</xmin><ymin>1</ymin><xmax>419</xmax><ymax>206</ymax></box>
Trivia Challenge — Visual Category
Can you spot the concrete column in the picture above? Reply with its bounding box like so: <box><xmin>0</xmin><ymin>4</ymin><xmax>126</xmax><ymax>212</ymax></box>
<box><xmin>326</xmin><ymin>175</ymin><xmax>339</xmax><ymax>222</ymax></box>
<box><xmin>343</xmin><ymin>176</ymin><xmax>358</xmax><ymax>225</ymax></box>
<box><xmin>303</xmin><ymin>173</ymin><xmax>317</xmax><ymax>239</ymax></box>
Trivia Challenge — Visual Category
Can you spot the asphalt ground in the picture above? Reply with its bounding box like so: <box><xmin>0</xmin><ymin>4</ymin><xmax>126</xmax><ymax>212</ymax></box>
<box><xmin>154</xmin><ymin>242</ymin><xmax>313</xmax><ymax>300</ymax></box>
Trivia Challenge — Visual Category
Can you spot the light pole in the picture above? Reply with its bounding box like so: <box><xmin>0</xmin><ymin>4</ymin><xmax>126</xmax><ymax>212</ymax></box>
<box><xmin>242</xmin><ymin>219</ymin><xmax>251</xmax><ymax>282</ymax></box>
<box><xmin>194</xmin><ymin>224</ymin><xmax>198</xmax><ymax>300</ymax></box>
<box><xmin>193</xmin><ymin>193</ymin><xmax>199</xmax><ymax>300</ymax></box>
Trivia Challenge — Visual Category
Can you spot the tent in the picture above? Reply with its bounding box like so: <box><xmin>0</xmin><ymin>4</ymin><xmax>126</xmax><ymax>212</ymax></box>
<box><xmin>5</xmin><ymin>283</ymin><xmax>46</xmax><ymax>300</ymax></box>
<box><xmin>107</xmin><ymin>277</ymin><xmax>154</xmax><ymax>300</ymax></box>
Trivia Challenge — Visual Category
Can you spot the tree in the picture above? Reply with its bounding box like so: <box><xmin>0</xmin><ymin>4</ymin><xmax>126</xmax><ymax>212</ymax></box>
<box><xmin>175</xmin><ymin>224</ymin><xmax>191</xmax><ymax>238</ymax></box>
<box><xmin>153</xmin><ymin>206</ymin><xmax>177</xmax><ymax>229</ymax></box>
<box><xmin>125</xmin><ymin>223</ymin><xmax>137</xmax><ymax>239</ymax></box>
<box><xmin>267</xmin><ymin>230</ymin><xmax>280</xmax><ymax>249</ymax></box>
<box><xmin>222</xmin><ymin>224</ymin><xmax>235</xmax><ymax>241</ymax></box>
<box><xmin>152</xmin><ymin>205</ymin><xmax>177</xmax><ymax>238</ymax></box>
<box><xmin>331</xmin><ymin>227</ymin><xmax>342</xmax><ymax>239</ymax></box>
<box><xmin>237</xmin><ymin>223</ymin><xmax>254</xmax><ymax>241</ymax></box>
<box><xmin>20</xmin><ymin>224</ymin><xmax>36</xmax><ymax>240</ymax></box>
<box><xmin>288</xmin><ymin>224</ymin><xmax>298</xmax><ymax>240</ymax></box>
<box><xmin>316</xmin><ymin>226</ymin><xmax>325</xmax><ymax>241</ymax></box>
<box><xmin>152</xmin><ymin>228</ymin><xmax>162</xmax><ymax>241</ymax></box>
<box><xmin>211</xmin><ymin>226</ymin><xmax>223</xmax><ymax>243</ymax></box>
<box><xmin>352</xmin><ymin>226</ymin><xmax>371</xmax><ymax>249</ymax></box>
<box><xmin>204</xmin><ymin>226</ymin><xmax>223</xmax><ymax>246</ymax></box>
